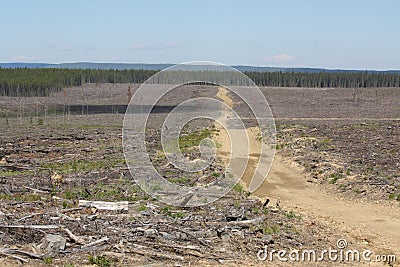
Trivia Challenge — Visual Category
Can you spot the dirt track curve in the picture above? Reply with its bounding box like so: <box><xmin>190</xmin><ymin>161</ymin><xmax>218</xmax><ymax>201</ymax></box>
<box><xmin>215</xmin><ymin>86</ymin><xmax>400</xmax><ymax>266</ymax></box>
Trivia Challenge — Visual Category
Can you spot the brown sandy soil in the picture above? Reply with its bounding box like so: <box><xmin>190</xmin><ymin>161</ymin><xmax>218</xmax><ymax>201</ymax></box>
<box><xmin>257</xmin><ymin>156</ymin><xmax>400</xmax><ymax>263</ymax></box>
<box><xmin>215</xmin><ymin>86</ymin><xmax>400</xmax><ymax>266</ymax></box>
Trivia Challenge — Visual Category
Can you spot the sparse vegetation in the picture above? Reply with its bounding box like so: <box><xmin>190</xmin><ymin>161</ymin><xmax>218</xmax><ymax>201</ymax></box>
<box><xmin>43</xmin><ymin>257</ymin><xmax>53</xmax><ymax>265</ymax></box>
<box><xmin>179</xmin><ymin>128</ymin><xmax>214</xmax><ymax>152</ymax></box>
<box><xmin>263</xmin><ymin>224</ymin><xmax>281</xmax><ymax>234</ymax></box>
<box><xmin>137</xmin><ymin>204</ymin><xmax>147</xmax><ymax>212</ymax></box>
<box><xmin>41</xmin><ymin>157</ymin><xmax>125</xmax><ymax>174</ymax></box>
<box><xmin>233</xmin><ymin>183</ymin><xmax>243</xmax><ymax>194</ymax></box>
<box><xmin>286</xmin><ymin>210</ymin><xmax>302</xmax><ymax>220</ymax></box>
<box><xmin>161</xmin><ymin>206</ymin><xmax>186</xmax><ymax>219</ymax></box>
<box><xmin>389</xmin><ymin>193</ymin><xmax>400</xmax><ymax>202</ymax></box>
<box><xmin>88</xmin><ymin>255</ymin><xmax>111</xmax><ymax>267</ymax></box>
<box><xmin>329</xmin><ymin>173</ymin><xmax>344</xmax><ymax>184</ymax></box>
<box><xmin>0</xmin><ymin>193</ymin><xmax>43</xmax><ymax>202</ymax></box>
<box><xmin>0</xmin><ymin>170</ymin><xmax>33</xmax><ymax>177</ymax></box>
<box><xmin>61</xmin><ymin>180</ymin><xmax>139</xmax><ymax>202</ymax></box>
<box><xmin>169</xmin><ymin>176</ymin><xmax>190</xmax><ymax>184</ymax></box>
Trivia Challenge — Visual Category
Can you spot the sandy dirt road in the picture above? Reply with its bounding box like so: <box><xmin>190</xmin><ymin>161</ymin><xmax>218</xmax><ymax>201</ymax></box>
<box><xmin>257</xmin><ymin>156</ymin><xmax>400</xmax><ymax>261</ymax></box>
<box><xmin>215</xmin><ymin>86</ymin><xmax>400</xmax><ymax>266</ymax></box>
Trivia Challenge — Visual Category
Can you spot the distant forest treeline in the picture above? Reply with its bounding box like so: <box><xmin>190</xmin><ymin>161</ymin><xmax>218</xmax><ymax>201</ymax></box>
<box><xmin>1</xmin><ymin>68</ymin><xmax>400</xmax><ymax>97</ymax></box>
<box><xmin>0</xmin><ymin>68</ymin><xmax>157</xmax><ymax>97</ymax></box>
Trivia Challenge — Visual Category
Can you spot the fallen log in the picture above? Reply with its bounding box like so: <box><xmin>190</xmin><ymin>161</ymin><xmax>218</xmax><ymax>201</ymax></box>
<box><xmin>78</xmin><ymin>200</ymin><xmax>128</xmax><ymax>211</ymax></box>
<box><xmin>0</xmin><ymin>224</ymin><xmax>60</xmax><ymax>230</ymax></box>
<box><xmin>14</xmin><ymin>213</ymin><xmax>43</xmax><ymax>223</ymax></box>
<box><xmin>62</xmin><ymin>228</ymin><xmax>85</xmax><ymax>244</ymax></box>
<box><xmin>81</xmin><ymin>237</ymin><xmax>109</xmax><ymax>248</ymax></box>
<box><xmin>227</xmin><ymin>216</ymin><xmax>265</xmax><ymax>226</ymax></box>
<box><xmin>0</xmin><ymin>248</ymin><xmax>45</xmax><ymax>260</ymax></box>
<box><xmin>0</xmin><ymin>250</ymin><xmax>29</xmax><ymax>263</ymax></box>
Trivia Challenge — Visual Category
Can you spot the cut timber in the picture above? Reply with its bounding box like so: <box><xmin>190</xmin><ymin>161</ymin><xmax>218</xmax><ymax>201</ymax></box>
<box><xmin>0</xmin><ymin>225</ymin><xmax>60</xmax><ymax>230</ymax></box>
<box><xmin>0</xmin><ymin>248</ymin><xmax>45</xmax><ymax>260</ymax></box>
<box><xmin>63</xmin><ymin>228</ymin><xmax>85</xmax><ymax>244</ymax></box>
<box><xmin>78</xmin><ymin>200</ymin><xmax>129</xmax><ymax>211</ymax></box>
<box><xmin>227</xmin><ymin>216</ymin><xmax>265</xmax><ymax>226</ymax></box>
<box><xmin>81</xmin><ymin>236</ymin><xmax>109</xmax><ymax>248</ymax></box>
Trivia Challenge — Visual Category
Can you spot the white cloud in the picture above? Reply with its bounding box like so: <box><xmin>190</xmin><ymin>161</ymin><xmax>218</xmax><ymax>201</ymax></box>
<box><xmin>11</xmin><ymin>55</ymin><xmax>37</xmax><ymax>61</ymax></box>
<box><xmin>48</xmin><ymin>44</ymin><xmax>93</xmax><ymax>52</ymax></box>
<box><xmin>131</xmin><ymin>44</ymin><xmax>148</xmax><ymax>50</ymax></box>
<box><xmin>58</xmin><ymin>46</ymin><xmax>74</xmax><ymax>52</ymax></box>
<box><xmin>131</xmin><ymin>42</ymin><xmax>182</xmax><ymax>51</ymax></box>
<box><xmin>262</xmin><ymin>54</ymin><xmax>296</xmax><ymax>64</ymax></box>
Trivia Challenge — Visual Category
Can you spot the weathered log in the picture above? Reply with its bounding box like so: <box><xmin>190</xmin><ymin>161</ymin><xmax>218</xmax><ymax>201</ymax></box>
<box><xmin>78</xmin><ymin>200</ymin><xmax>128</xmax><ymax>211</ymax></box>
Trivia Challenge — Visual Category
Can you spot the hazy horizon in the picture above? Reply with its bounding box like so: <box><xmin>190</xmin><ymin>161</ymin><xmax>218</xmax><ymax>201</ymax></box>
<box><xmin>1</xmin><ymin>61</ymin><xmax>400</xmax><ymax>72</ymax></box>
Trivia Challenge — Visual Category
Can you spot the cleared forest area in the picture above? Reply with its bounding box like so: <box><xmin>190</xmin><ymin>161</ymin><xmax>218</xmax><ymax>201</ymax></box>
<box><xmin>0</xmin><ymin>82</ymin><xmax>399</xmax><ymax>266</ymax></box>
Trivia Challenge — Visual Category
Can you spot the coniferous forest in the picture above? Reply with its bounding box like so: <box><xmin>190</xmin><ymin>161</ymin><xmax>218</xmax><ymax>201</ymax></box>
<box><xmin>1</xmin><ymin>67</ymin><xmax>400</xmax><ymax>97</ymax></box>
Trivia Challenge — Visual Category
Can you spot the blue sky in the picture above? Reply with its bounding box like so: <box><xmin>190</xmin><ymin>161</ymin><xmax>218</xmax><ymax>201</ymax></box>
<box><xmin>1</xmin><ymin>0</ymin><xmax>400</xmax><ymax>69</ymax></box>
